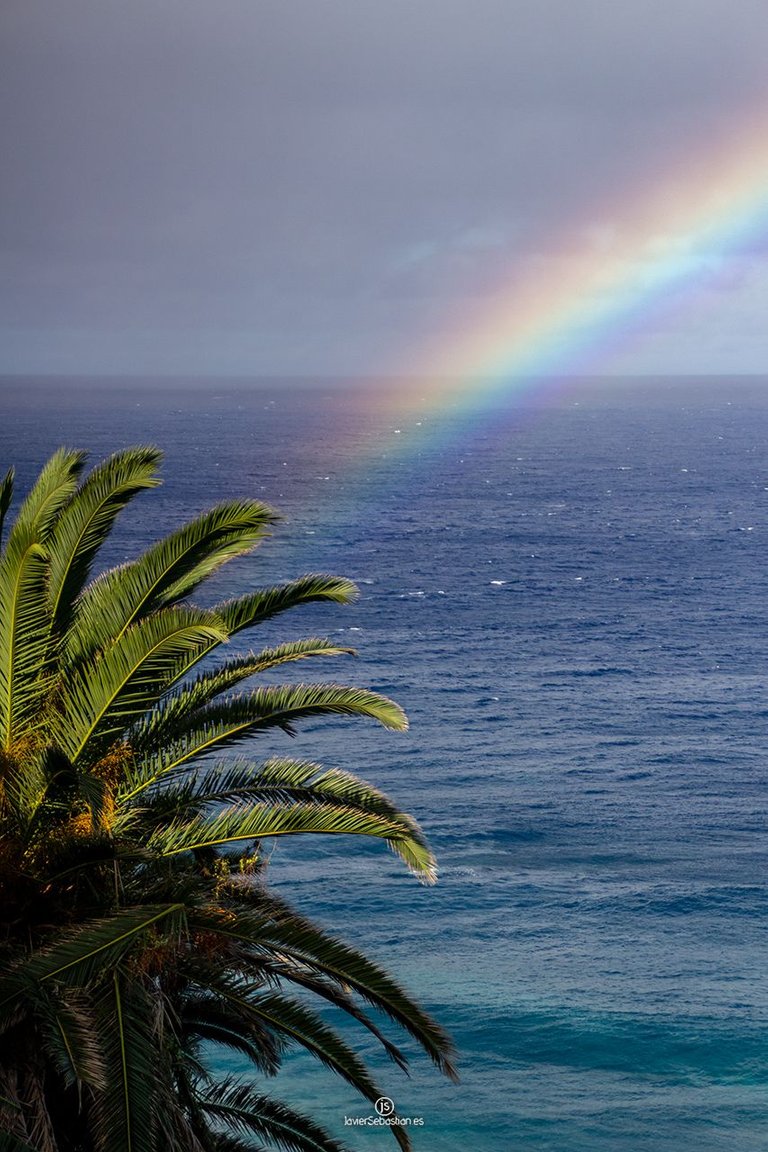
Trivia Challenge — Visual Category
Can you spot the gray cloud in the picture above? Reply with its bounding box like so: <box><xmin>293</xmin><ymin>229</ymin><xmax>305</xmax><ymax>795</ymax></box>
<box><xmin>2</xmin><ymin>0</ymin><xmax>768</xmax><ymax>374</ymax></box>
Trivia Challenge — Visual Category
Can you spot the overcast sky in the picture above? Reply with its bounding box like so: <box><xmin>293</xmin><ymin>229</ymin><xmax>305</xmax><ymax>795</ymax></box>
<box><xmin>2</xmin><ymin>0</ymin><xmax>768</xmax><ymax>377</ymax></box>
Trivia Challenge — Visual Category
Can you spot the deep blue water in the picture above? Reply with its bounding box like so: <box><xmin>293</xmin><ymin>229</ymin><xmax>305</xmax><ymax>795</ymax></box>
<box><xmin>2</xmin><ymin>377</ymin><xmax>768</xmax><ymax>1150</ymax></box>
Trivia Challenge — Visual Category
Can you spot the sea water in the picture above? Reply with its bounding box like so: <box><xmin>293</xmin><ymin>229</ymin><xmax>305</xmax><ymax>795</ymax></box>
<box><xmin>2</xmin><ymin>378</ymin><xmax>767</xmax><ymax>1151</ymax></box>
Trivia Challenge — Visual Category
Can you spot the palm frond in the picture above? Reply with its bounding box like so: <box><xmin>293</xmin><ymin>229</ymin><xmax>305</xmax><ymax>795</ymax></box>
<box><xmin>123</xmin><ymin>760</ymin><xmax>269</xmax><ymax>817</ymax></box>
<box><xmin>133</xmin><ymin>756</ymin><xmax>434</xmax><ymax>880</ymax></box>
<box><xmin>124</xmin><ymin>683</ymin><xmax>407</xmax><ymax>798</ymax></box>
<box><xmin>181</xmin><ymin>969</ymin><xmax>391</xmax><ymax>1117</ymax></box>
<box><xmin>91</xmin><ymin>974</ymin><xmax>157</xmax><ymax>1152</ymax></box>
<box><xmin>30</xmin><ymin>984</ymin><xmax>106</xmax><ymax>1091</ymax></box>
<box><xmin>4</xmin><ymin>905</ymin><xmax>186</xmax><ymax>991</ymax></box>
<box><xmin>132</xmin><ymin>640</ymin><xmax>356</xmax><ymax>753</ymax></box>
<box><xmin>14</xmin><ymin>744</ymin><xmax>114</xmax><ymax>859</ymax></box>
<box><xmin>56</xmin><ymin>608</ymin><xmax>229</xmax><ymax>765</ymax></box>
<box><xmin>47</xmin><ymin>446</ymin><xmax>163</xmax><ymax>635</ymax></box>
<box><xmin>180</xmin><ymin>993</ymin><xmax>284</xmax><ymax>1076</ymax></box>
<box><xmin>216</xmin><ymin>576</ymin><xmax>358</xmax><ymax>637</ymax></box>
<box><xmin>127</xmin><ymin>756</ymin><xmax>359</xmax><ymax>813</ymax></box>
<box><xmin>152</xmin><ymin>1052</ymin><xmax>211</xmax><ymax>1152</ymax></box>
<box><xmin>248</xmin><ymin>961</ymin><xmax>409</xmax><ymax>1074</ymax></box>
<box><xmin>19</xmin><ymin>743</ymin><xmax>77</xmax><ymax>832</ymax></box>
<box><xmin>189</xmin><ymin>892</ymin><xmax>457</xmax><ymax>1081</ymax></box>
<box><xmin>0</xmin><ymin>467</ymin><xmax>14</xmax><ymax>552</ymax></box>
<box><xmin>0</xmin><ymin>526</ymin><xmax>51</xmax><ymax>750</ymax></box>
<box><xmin>225</xmin><ymin>991</ymin><xmax>407</xmax><ymax>1143</ymax></box>
<box><xmin>199</xmin><ymin>1077</ymin><xmax>350</xmax><ymax>1152</ymax></box>
<box><xmin>0</xmin><ymin>741</ymin><xmax>47</xmax><ymax>830</ymax></box>
<box><xmin>148</xmin><ymin>795</ymin><xmax>433</xmax><ymax>882</ymax></box>
<box><xmin>66</xmin><ymin>500</ymin><xmax>277</xmax><ymax>663</ymax></box>
<box><xmin>158</xmin><ymin>575</ymin><xmax>361</xmax><ymax>695</ymax></box>
<box><xmin>239</xmin><ymin>757</ymin><xmax>424</xmax><ymax>827</ymax></box>
<box><xmin>3</xmin><ymin>1069</ymin><xmax>57</xmax><ymax>1152</ymax></box>
<box><xmin>6</xmin><ymin>448</ymin><xmax>86</xmax><ymax>544</ymax></box>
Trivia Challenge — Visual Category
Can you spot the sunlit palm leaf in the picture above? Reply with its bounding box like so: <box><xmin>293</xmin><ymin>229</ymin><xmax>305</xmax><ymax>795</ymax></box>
<box><xmin>6</xmin><ymin>448</ymin><xmax>86</xmax><ymax>544</ymax></box>
<box><xmin>132</xmin><ymin>640</ymin><xmax>356</xmax><ymax>752</ymax></box>
<box><xmin>216</xmin><ymin>575</ymin><xmax>358</xmax><ymax>636</ymax></box>
<box><xmin>160</xmin><ymin>575</ymin><xmax>360</xmax><ymax>693</ymax></box>
<box><xmin>124</xmin><ymin>683</ymin><xmax>407</xmax><ymax>799</ymax></box>
<box><xmin>134</xmin><ymin>756</ymin><xmax>433</xmax><ymax>879</ymax></box>
<box><xmin>242</xmin><ymin>758</ymin><xmax>424</xmax><ymax>829</ymax></box>
<box><xmin>47</xmin><ymin>447</ymin><xmax>163</xmax><ymax>635</ymax></box>
<box><xmin>66</xmin><ymin>500</ymin><xmax>277</xmax><ymax>663</ymax></box>
<box><xmin>0</xmin><ymin>528</ymin><xmax>51</xmax><ymax>749</ymax></box>
<box><xmin>0</xmin><ymin>743</ymin><xmax>47</xmax><ymax>829</ymax></box>
<box><xmin>57</xmin><ymin>608</ymin><xmax>228</xmax><ymax>764</ymax></box>
<box><xmin>148</xmin><ymin>798</ymin><xmax>434</xmax><ymax>882</ymax></box>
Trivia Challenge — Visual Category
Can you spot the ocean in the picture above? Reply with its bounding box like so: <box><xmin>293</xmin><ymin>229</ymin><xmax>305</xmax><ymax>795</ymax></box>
<box><xmin>2</xmin><ymin>377</ymin><xmax>767</xmax><ymax>1150</ymax></box>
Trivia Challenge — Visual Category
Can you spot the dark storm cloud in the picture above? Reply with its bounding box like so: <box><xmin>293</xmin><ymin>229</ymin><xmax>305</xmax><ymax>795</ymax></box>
<box><xmin>2</xmin><ymin>0</ymin><xmax>768</xmax><ymax>373</ymax></box>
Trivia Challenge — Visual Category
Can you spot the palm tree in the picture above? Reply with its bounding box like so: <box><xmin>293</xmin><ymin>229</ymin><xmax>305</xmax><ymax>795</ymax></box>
<box><xmin>0</xmin><ymin>447</ymin><xmax>456</xmax><ymax>1152</ymax></box>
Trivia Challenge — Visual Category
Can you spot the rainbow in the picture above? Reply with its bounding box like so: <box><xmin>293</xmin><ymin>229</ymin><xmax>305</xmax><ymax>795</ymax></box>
<box><xmin>379</xmin><ymin>105</ymin><xmax>768</xmax><ymax>417</ymax></box>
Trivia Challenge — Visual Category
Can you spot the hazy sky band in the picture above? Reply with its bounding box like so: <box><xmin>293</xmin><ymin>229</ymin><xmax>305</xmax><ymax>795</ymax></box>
<box><xmin>3</xmin><ymin>1</ymin><xmax>768</xmax><ymax>378</ymax></box>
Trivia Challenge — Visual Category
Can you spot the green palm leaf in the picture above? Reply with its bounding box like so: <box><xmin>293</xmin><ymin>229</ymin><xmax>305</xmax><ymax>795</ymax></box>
<box><xmin>47</xmin><ymin>447</ymin><xmax>163</xmax><ymax>635</ymax></box>
<box><xmin>57</xmin><ymin>607</ymin><xmax>229</xmax><ymax>764</ymax></box>
<box><xmin>6</xmin><ymin>447</ymin><xmax>86</xmax><ymax>543</ymax></box>
<box><xmin>124</xmin><ymin>683</ymin><xmax>407</xmax><ymax>798</ymax></box>
<box><xmin>128</xmin><ymin>755</ymin><xmax>381</xmax><ymax>810</ymax></box>
<box><xmin>132</xmin><ymin>639</ymin><xmax>356</xmax><ymax>752</ymax></box>
<box><xmin>199</xmin><ymin>1077</ymin><xmax>350</xmax><ymax>1152</ymax></box>
<box><xmin>148</xmin><ymin>797</ymin><xmax>434</xmax><ymax>881</ymax></box>
<box><xmin>0</xmin><ymin>526</ymin><xmax>51</xmax><ymax>749</ymax></box>
<box><xmin>189</xmin><ymin>892</ymin><xmax>457</xmax><ymax>1081</ymax></box>
<box><xmin>242</xmin><ymin>757</ymin><xmax>423</xmax><ymax>826</ymax></box>
<box><xmin>91</xmin><ymin>975</ymin><xmax>157</xmax><ymax>1152</ymax></box>
<box><xmin>66</xmin><ymin>500</ymin><xmax>277</xmax><ymax>663</ymax></box>
<box><xmin>159</xmin><ymin>575</ymin><xmax>361</xmax><ymax>694</ymax></box>
<box><xmin>6</xmin><ymin>905</ymin><xmax>186</xmax><ymax>990</ymax></box>
<box><xmin>215</xmin><ymin>575</ymin><xmax>358</xmax><ymax>635</ymax></box>
<box><xmin>134</xmin><ymin>756</ymin><xmax>434</xmax><ymax>880</ymax></box>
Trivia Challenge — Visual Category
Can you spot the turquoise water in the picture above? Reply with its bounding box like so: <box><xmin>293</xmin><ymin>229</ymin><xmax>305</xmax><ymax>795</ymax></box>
<box><xmin>3</xmin><ymin>378</ymin><xmax>768</xmax><ymax>1149</ymax></box>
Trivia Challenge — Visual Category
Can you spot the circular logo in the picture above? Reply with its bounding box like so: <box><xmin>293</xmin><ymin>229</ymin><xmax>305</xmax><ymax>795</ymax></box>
<box><xmin>374</xmin><ymin>1097</ymin><xmax>396</xmax><ymax>1118</ymax></box>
